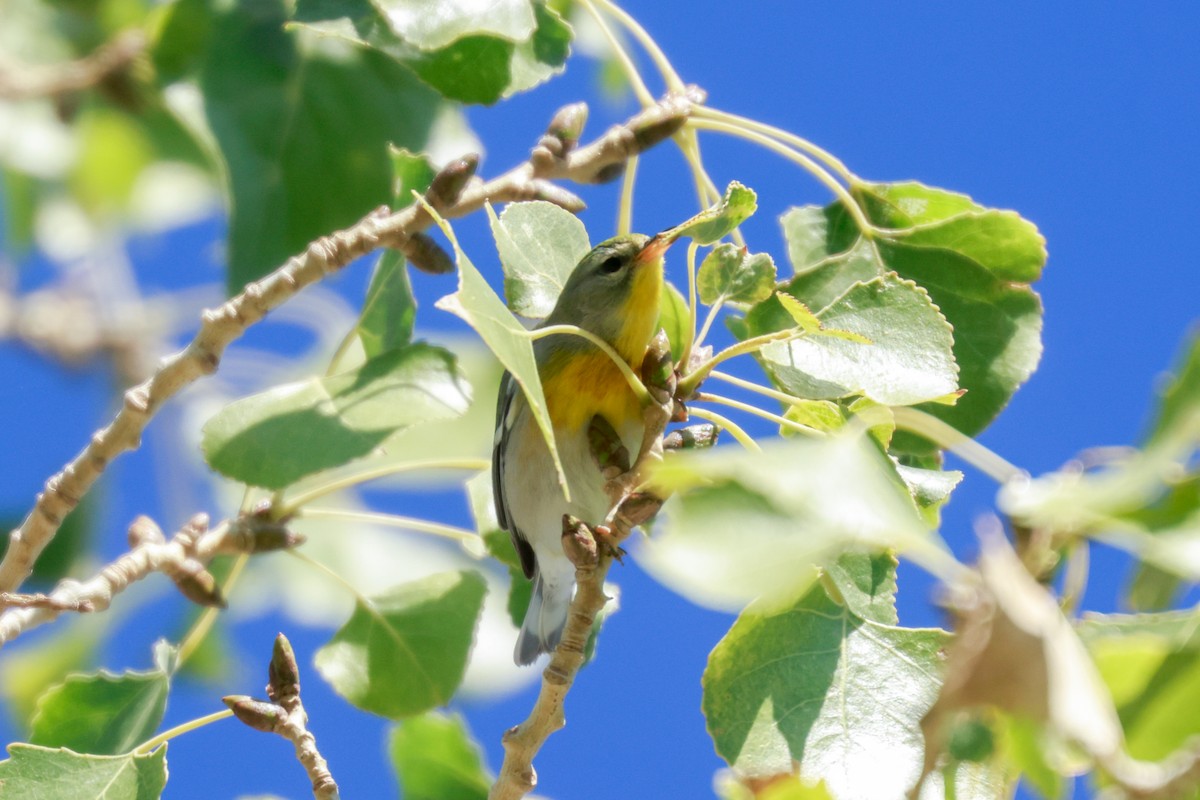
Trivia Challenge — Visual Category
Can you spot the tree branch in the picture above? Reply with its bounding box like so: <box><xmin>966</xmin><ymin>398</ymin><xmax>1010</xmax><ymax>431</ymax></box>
<box><xmin>0</xmin><ymin>30</ymin><xmax>145</xmax><ymax>100</ymax></box>
<box><xmin>224</xmin><ymin>634</ymin><xmax>339</xmax><ymax>800</ymax></box>
<box><xmin>0</xmin><ymin>88</ymin><xmax>702</xmax><ymax>595</ymax></box>
<box><xmin>488</xmin><ymin>333</ymin><xmax>680</xmax><ymax>800</ymax></box>
<box><xmin>0</xmin><ymin>511</ymin><xmax>302</xmax><ymax>646</ymax></box>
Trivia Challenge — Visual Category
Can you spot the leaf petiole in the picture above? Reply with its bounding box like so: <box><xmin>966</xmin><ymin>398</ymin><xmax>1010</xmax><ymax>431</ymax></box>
<box><xmin>527</xmin><ymin>324</ymin><xmax>653</xmax><ymax>406</ymax></box>
<box><xmin>278</xmin><ymin>459</ymin><xmax>490</xmax><ymax>517</ymax></box>
<box><xmin>694</xmin><ymin>392</ymin><xmax>821</xmax><ymax>438</ymax></box>
<box><xmin>133</xmin><ymin>709</ymin><xmax>234</xmax><ymax>755</ymax></box>
<box><xmin>296</xmin><ymin>507</ymin><xmax>479</xmax><ymax>544</ymax></box>
<box><xmin>891</xmin><ymin>406</ymin><xmax>1025</xmax><ymax>484</ymax></box>
<box><xmin>686</xmin><ymin>406</ymin><xmax>760</xmax><ymax>452</ymax></box>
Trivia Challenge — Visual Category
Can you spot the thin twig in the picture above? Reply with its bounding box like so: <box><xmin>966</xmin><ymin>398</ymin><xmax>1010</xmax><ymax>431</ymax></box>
<box><xmin>488</xmin><ymin>336</ymin><xmax>676</xmax><ymax>800</ymax></box>
<box><xmin>0</xmin><ymin>511</ymin><xmax>303</xmax><ymax>646</ymax></box>
<box><xmin>0</xmin><ymin>29</ymin><xmax>145</xmax><ymax>100</ymax></box>
<box><xmin>0</xmin><ymin>89</ymin><xmax>703</xmax><ymax>595</ymax></box>
<box><xmin>224</xmin><ymin>634</ymin><xmax>339</xmax><ymax>799</ymax></box>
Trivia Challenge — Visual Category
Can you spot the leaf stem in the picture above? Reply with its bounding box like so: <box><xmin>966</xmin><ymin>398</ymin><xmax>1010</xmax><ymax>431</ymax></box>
<box><xmin>177</xmin><ymin>553</ymin><xmax>249</xmax><ymax>667</ymax></box>
<box><xmin>134</xmin><ymin>709</ymin><xmax>234</xmax><ymax>755</ymax></box>
<box><xmin>695</xmin><ymin>392</ymin><xmax>820</xmax><ymax>438</ymax></box>
<box><xmin>297</xmin><ymin>508</ymin><xmax>479</xmax><ymax>543</ymax></box>
<box><xmin>279</xmin><ymin>459</ymin><xmax>490</xmax><ymax>517</ymax></box>
<box><xmin>528</xmin><ymin>324</ymin><xmax>651</xmax><ymax>405</ymax></box>
<box><xmin>680</xmin><ymin>327</ymin><xmax>804</xmax><ymax>396</ymax></box>
<box><xmin>693</xmin><ymin>298</ymin><xmax>725</xmax><ymax>353</ymax></box>
<box><xmin>891</xmin><ymin>407</ymin><xmax>1025</xmax><ymax>484</ymax></box>
<box><xmin>686</xmin><ymin>407</ymin><xmax>760</xmax><ymax>451</ymax></box>
<box><xmin>617</xmin><ymin>155</ymin><xmax>638</xmax><ymax>235</ymax></box>
<box><xmin>577</xmin><ymin>0</ymin><xmax>656</xmax><ymax>107</ymax></box>
<box><xmin>678</xmin><ymin>241</ymin><xmax>702</xmax><ymax>369</ymax></box>
<box><xmin>688</xmin><ymin>117</ymin><xmax>876</xmax><ymax>237</ymax></box>
<box><xmin>693</xmin><ymin>106</ymin><xmax>859</xmax><ymax>186</ymax></box>
<box><xmin>589</xmin><ymin>0</ymin><xmax>686</xmax><ymax>94</ymax></box>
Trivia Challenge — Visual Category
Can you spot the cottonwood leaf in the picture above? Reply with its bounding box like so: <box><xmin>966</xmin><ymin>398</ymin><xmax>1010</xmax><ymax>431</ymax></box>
<box><xmin>747</xmin><ymin>274</ymin><xmax>959</xmax><ymax>407</ymax></box>
<box><xmin>357</xmin><ymin>251</ymin><xmax>416</xmax><ymax>358</ymax></box>
<box><xmin>697</xmin><ymin>244</ymin><xmax>776</xmax><ymax>306</ymax></box>
<box><xmin>390</xmin><ymin>711</ymin><xmax>492</xmax><ymax>799</ymax></box>
<box><xmin>432</xmin><ymin>208</ymin><xmax>568</xmax><ymax>494</ymax></box>
<box><xmin>200</xmin><ymin>0</ymin><xmax>445</xmax><ymax>293</ymax></box>
<box><xmin>315</xmin><ymin>570</ymin><xmax>486</xmax><ymax>719</ymax></box>
<box><xmin>823</xmin><ymin>551</ymin><xmax>898</xmax><ymax>625</ymax></box>
<box><xmin>639</xmin><ymin>429</ymin><xmax>933</xmax><ymax>611</ymax></box>
<box><xmin>202</xmin><ymin>343</ymin><xmax>470</xmax><ymax>490</ymax></box>
<box><xmin>371</xmin><ymin>0</ymin><xmax>536</xmax><ymax>50</ymax></box>
<box><xmin>657</xmin><ymin>281</ymin><xmax>690</xmax><ymax>362</ymax></box>
<box><xmin>29</xmin><ymin>641</ymin><xmax>174</xmax><ymax>756</ymax></box>
<box><xmin>778</xmin><ymin>182</ymin><xmax>1046</xmax><ymax>443</ymax></box>
<box><xmin>703</xmin><ymin>584</ymin><xmax>995</xmax><ymax>799</ymax></box>
<box><xmin>668</xmin><ymin>182</ymin><xmax>757</xmax><ymax>245</ymax></box>
<box><xmin>490</xmin><ymin>200</ymin><xmax>590</xmax><ymax>319</ymax></box>
<box><xmin>0</xmin><ymin>744</ymin><xmax>168</xmax><ymax>800</ymax></box>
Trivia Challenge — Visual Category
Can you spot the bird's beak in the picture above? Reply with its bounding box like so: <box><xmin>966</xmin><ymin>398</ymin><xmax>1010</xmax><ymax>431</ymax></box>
<box><xmin>634</xmin><ymin>232</ymin><xmax>675</xmax><ymax>264</ymax></box>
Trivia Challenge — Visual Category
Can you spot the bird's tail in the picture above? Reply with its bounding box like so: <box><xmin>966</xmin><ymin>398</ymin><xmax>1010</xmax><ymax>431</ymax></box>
<box><xmin>514</xmin><ymin>571</ymin><xmax>572</xmax><ymax>666</ymax></box>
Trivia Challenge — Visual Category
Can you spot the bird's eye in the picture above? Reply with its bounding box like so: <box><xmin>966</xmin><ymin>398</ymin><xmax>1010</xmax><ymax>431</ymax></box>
<box><xmin>599</xmin><ymin>255</ymin><xmax>624</xmax><ymax>274</ymax></box>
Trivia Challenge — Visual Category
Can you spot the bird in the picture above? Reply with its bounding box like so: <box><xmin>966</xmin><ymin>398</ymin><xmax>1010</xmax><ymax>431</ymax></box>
<box><xmin>493</xmin><ymin>232</ymin><xmax>671</xmax><ymax>665</ymax></box>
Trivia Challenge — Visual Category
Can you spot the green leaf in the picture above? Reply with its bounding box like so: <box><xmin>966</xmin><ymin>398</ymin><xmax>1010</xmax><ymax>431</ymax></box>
<box><xmin>668</xmin><ymin>182</ymin><xmax>757</xmax><ymax>245</ymax></box>
<box><xmin>388</xmin><ymin>146</ymin><xmax>437</xmax><ymax>207</ymax></box>
<box><xmin>483</xmin><ymin>530</ymin><xmax>531</xmax><ymax>628</ymax></box>
<box><xmin>389</xmin><ymin>711</ymin><xmax>491</xmax><ymax>800</ymax></box>
<box><xmin>640</xmin><ymin>429</ymin><xmax>931</xmax><ymax>611</ymax></box>
<box><xmin>703</xmin><ymin>585</ymin><xmax>971</xmax><ymax>799</ymax></box>
<box><xmin>505</xmin><ymin>3</ymin><xmax>572</xmax><ymax>96</ymax></box>
<box><xmin>747</xmin><ymin>274</ymin><xmax>959</xmax><ymax>407</ymax></box>
<box><xmin>199</xmin><ymin>0</ymin><xmax>444</xmax><ymax>293</ymax></box>
<box><xmin>823</xmin><ymin>551</ymin><xmax>898</xmax><ymax>625</ymax></box>
<box><xmin>697</xmin><ymin>244</ymin><xmax>776</xmax><ymax>306</ymax></box>
<box><xmin>433</xmin><ymin>212</ymin><xmax>567</xmax><ymax>493</ymax></box>
<box><xmin>357</xmin><ymin>251</ymin><xmax>416</xmax><ymax>358</ymax></box>
<box><xmin>656</xmin><ymin>281</ymin><xmax>689</xmax><ymax>362</ymax></box>
<box><xmin>896</xmin><ymin>464</ymin><xmax>963</xmax><ymax>527</ymax></box>
<box><xmin>315</xmin><ymin>570</ymin><xmax>486</xmax><ymax>719</ymax></box>
<box><xmin>778</xmin><ymin>182</ymin><xmax>1046</xmax><ymax>441</ymax></box>
<box><xmin>29</xmin><ymin>642</ymin><xmax>174</xmax><ymax>755</ymax></box>
<box><xmin>1080</xmin><ymin>608</ymin><xmax>1200</xmax><ymax>761</ymax></box>
<box><xmin>0</xmin><ymin>744</ymin><xmax>168</xmax><ymax>800</ymax></box>
<box><xmin>202</xmin><ymin>343</ymin><xmax>470</xmax><ymax>490</ymax></box>
<box><xmin>1146</xmin><ymin>328</ymin><xmax>1200</xmax><ymax>447</ymax></box>
<box><xmin>371</xmin><ymin>0</ymin><xmax>536</xmax><ymax>50</ymax></box>
<box><xmin>0</xmin><ymin>614</ymin><xmax>111</xmax><ymax>726</ymax></box>
<box><xmin>490</xmin><ymin>200</ymin><xmax>591</xmax><ymax>319</ymax></box>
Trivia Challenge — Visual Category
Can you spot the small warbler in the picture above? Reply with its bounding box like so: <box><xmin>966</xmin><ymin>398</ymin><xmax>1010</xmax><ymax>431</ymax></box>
<box><xmin>493</xmin><ymin>233</ymin><xmax>671</xmax><ymax>665</ymax></box>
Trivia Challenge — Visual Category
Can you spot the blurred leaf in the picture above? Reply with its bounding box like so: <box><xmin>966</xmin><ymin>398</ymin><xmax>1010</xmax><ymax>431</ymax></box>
<box><xmin>745</xmin><ymin>274</ymin><xmax>959</xmax><ymax>407</ymax></box>
<box><xmin>896</xmin><ymin>464</ymin><xmax>963</xmax><ymax>527</ymax></box>
<box><xmin>68</xmin><ymin>108</ymin><xmax>154</xmax><ymax>215</ymax></box>
<box><xmin>779</xmin><ymin>182</ymin><xmax>1046</xmax><ymax>443</ymax></box>
<box><xmin>388</xmin><ymin>146</ymin><xmax>437</xmax><ymax>206</ymax></box>
<box><xmin>389</xmin><ymin>711</ymin><xmax>491</xmax><ymax>800</ymax></box>
<box><xmin>703</xmin><ymin>584</ymin><xmax>964</xmax><ymax>799</ymax></box>
<box><xmin>490</xmin><ymin>200</ymin><xmax>590</xmax><ymax>319</ymax></box>
<box><xmin>697</xmin><ymin>244</ymin><xmax>776</xmax><ymax>306</ymax></box>
<box><xmin>482</xmin><ymin>530</ymin><xmax>531</xmax><ymax>628</ymax></box>
<box><xmin>357</xmin><ymin>252</ymin><xmax>416</xmax><ymax>358</ymax></box>
<box><xmin>0</xmin><ymin>744</ymin><xmax>168</xmax><ymax>799</ymax></box>
<box><xmin>669</xmin><ymin>182</ymin><xmax>757</xmax><ymax>245</ymax></box>
<box><xmin>823</xmin><ymin>551</ymin><xmax>898</xmax><ymax>625</ymax></box>
<box><xmin>29</xmin><ymin>641</ymin><xmax>174</xmax><ymax>755</ymax></box>
<box><xmin>315</xmin><ymin>570</ymin><xmax>486</xmax><ymax>719</ymax></box>
<box><xmin>149</xmin><ymin>0</ymin><xmax>212</xmax><ymax>83</ymax></box>
<box><xmin>434</xmin><ymin>213</ymin><xmax>567</xmax><ymax>492</ymax></box>
<box><xmin>202</xmin><ymin>343</ymin><xmax>470</xmax><ymax>490</ymax></box>
<box><xmin>0</xmin><ymin>614</ymin><xmax>110</xmax><ymax>726</ymax></box>
<box><xmin>1146</xmin><ymin>327</ymin><xmax>1200</xmax><ymax>447</ymax></box>
<box><xmin>657</xmin><ymin>281</ymin><xmax>689</xmax><ymax>362</ymax></box>
<box><xmin>2</xmin><ymin>169</ymin><xmax>37</xmax><ymax>255</ymax></box>
<box><xmin>1</xmin><ymin>495</ymin><xmax>94</xmax><ymax>589</ymax></box>
<box><xmin>506</xmin><ymin>3</ymin><xmax>571</xmax><ymax>96</ymax></box>
<box><xmin>996</xmin><ymin>715</ymin><xmax>1063</xmax><ymax>800</ymax></box>
<box><xmin>371</xmin><ymin>0</ymin><xmax>535</xmax><ymax>50</ymax></box>
<box><xmin>199</xmin><ymin>0</ymin><xmax>444</xmax><ymax>293</ymax></box>
<box><xmin>639</xmin><ymin>429</ymin><xmax>932</xmax><ymax>611</ymax></box>
<box><xmin>1080</xmin><ymin>608</ymin><xmax>1200</xmax><ymax>762</ymax></box>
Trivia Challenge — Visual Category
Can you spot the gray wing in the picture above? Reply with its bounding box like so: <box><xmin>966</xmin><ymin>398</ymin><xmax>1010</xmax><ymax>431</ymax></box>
<box><xmin>493</xmin><ymin>370</ymin><xmax>537</xmax><ymax>579</ymax></box>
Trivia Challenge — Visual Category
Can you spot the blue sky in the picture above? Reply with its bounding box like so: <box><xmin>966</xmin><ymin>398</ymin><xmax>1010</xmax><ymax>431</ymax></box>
<box><xmin>2</xmin><ymin>3</ymin><xmax>1198</xmax><ymax>798</ymax></box>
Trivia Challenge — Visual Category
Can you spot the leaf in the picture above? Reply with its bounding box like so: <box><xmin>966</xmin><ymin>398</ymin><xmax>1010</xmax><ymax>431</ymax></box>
<box><xmin>703</xmin><ymin>584</ymin><xmax>982</xmax><ymax>800</ymax></box>
<box><xmin>357</xmin><ymin>251</ymin><xmax>416</xmax><ymax>358</ymax></box>
<box><xmin>778</xmin><ymin>182</ymin><xmax>1046</xmax><ymax>442</ymax></box>
<box><xmin>1080</xmin><ymin>608</ymin><xmax>1200</xmax><ymax>762</ymax></box>
<box><xmin>0</xmin><ymin>744</ymin><xmax>168</xmax><ymax>800</ymax></box>
<box><xmin>667</xmin><ymin>182</ymin><xmax>758</xmax><ymax>245</ymax></box>
<box><xmin>432</xmin><ymin>209</ymin><xmax>567</xmax><ymax>493</ymax></box>
<box><xmin>697</xmin><ymin>244</ymin><xmax>776</xmax><ymax>306</ymax></box>
<box><xmin>202</xmin><ymin>343</ymin><xmax>470</xmax><ymax>490</ymax></box>
<box><xmin>389</xmin><ymin>711</ymin><xmax>492</xmax><ymax>800</ymax></box>
<box><xmin>371</xmin><ymin>0</ymin><xmax>536</xmax><ymax>50</ymax></box>
<box><xmin>469</xmin><ymin>470</ymin><xmax>532</xmax><ymax>627</ymax></box>
<box><xmin>656</xmin><ymin>281</ymin><xmax>689</xmax><ymax>362</ymax></box>
<box><xmin>1146</xmin><ymin>327</ymin><xmax>1200</xmax><ymax>447</ymax></box>
<box><xmin>0</xmin><ymin>614</ymin><xmax>110</xmax><ymax>726</ymax></box>
<box><xmin>315</xmin><ymin>570</ymin><xmax>486</xmax><ymax>719</ymax></box>
<box><xmin>823</xmin><ymin>551</ymin><xmax>898</xmax><ymax>625</ymax></box>
<box><xmin>638</xmin><ymin>429</ymin><xmax>933</xmax><ymax>611</ymax></box>
<box><xmin>198</xmin><ymin>0</ymin><xmax>445</xmax><ymax>293</ymax></box>
<box><xmin>490</xmin><ymin>200</ymin><xmax>591</xmax><ymax>319</ymax></box>
<box><xmin>747</xmin><ymin>274</ymin><xmax>959</xmax><ymax>407</ymax></box>
<box><xmin>505</xmin><ymin>3</ymin><xmax>572</xmax><ymax>96</ymax></box>
<box><xmin>29</xmin><ymin>641</ymin><xmax>174</xmax><ymax>755</ymax></box>
<box><xmin>896</xmin><ymin>464</ymin><xmax>964</xmax><ymax>527</ymax></box>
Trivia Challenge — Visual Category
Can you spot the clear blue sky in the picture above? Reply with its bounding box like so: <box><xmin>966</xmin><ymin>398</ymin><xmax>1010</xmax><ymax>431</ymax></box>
<box><xmin>2</xmin><ymin>4</ymin><xmax>1198</xmax><ymax>798</ymax></box>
